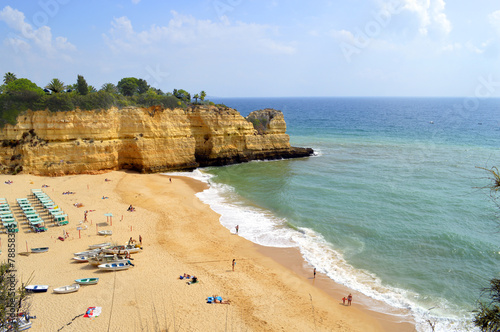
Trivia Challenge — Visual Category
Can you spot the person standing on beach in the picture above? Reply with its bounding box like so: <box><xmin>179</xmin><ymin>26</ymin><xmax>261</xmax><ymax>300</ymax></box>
<box><xmin>232</xmin><ymin>259</ymin><xmax>236</xmax><ymax>271</ymax></box>
<box><xmin>139</xmin><ymin>235</ymin><xmax>142</xmax><ymax>245</ymax></box>
<box><xmin>342</xmin><ymin>297</ymin><xmax>346</xmax><ymax>305</ymax></box>
<box><xmin>235</xmin><ymin>225</ymin><xmax>239</xmax><ymax>234</ymax></box>
<box><xmin>347</xmin><ymin>293</ymin><xmax>352</xmax><ymax>306</ymax></box>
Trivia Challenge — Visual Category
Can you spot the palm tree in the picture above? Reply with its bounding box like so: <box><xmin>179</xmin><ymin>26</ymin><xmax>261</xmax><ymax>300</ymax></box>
<box><xmin>193</xmin><ymin>93</ymin><xmax>200</xmax><ymax>104</ymax></box>
<box><xmin>45</xmin><ymin>78</ymin><xmax>66</xmax><ymax>93</ymax></box>
<box><xmin>3</xmin><ymin>72</ymin><xmax>17</xmax><ymax>84</ymax></box>
<box><xmin>200</xmin><ymin>90</ymin><xmax>206</xmax><ymax>102</ymax></box>
<box><xmin>100</xmin><ymin>83</ymin><xmax>118</xmax><ymax>94</ymax></box>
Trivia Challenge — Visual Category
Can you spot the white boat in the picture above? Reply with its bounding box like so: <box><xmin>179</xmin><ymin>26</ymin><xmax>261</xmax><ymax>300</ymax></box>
<box><xmin>88</xmin><ymin>254</ymin><xmax>128</xmax><ymax>266</ymax></box>
<box><xmin>97</xmin><ymin>230</ymin><xmax>112</xmax><ymax>236</ymax></box>
<box><xmin>72</xmin><ymin>256</ymin><xmax>90</xmax><ymax>262</ymax></box>
<box><xmin>1</xmin><ymin>314</ymin><xmax>33</xmax><ymax>331</ymax></box>
<box><xmin>53</xmin><ymin>284</ymin><xmax>80</xmax><ymax>294</ymax></box>
<box><xmin>74</xmin><ymin>249</ymin><xmax>101</xmax><ymax>256</ymax></box>
<box><xmin>25</xmin><ymin>285</ymin><xmax>49</xmax><ymax>293</ymax></box>
<box><xmin>98</xmin><ymin>261</ymin><xmax>134</xmax><ymax>271</ymax></box>
<box><xmin>88</xmin><ymin>242</ymin><xmax>111</xmax><ymax>249</ymax></box>
<box><xmin>102</xmin><ymin>244</ymin><xmax>141</xmax><ymax>255</ymax></box>
<box><xmin>74</xmin><ymin>278</ymin><xmax>99</xmax><ymax>285</ymax></box>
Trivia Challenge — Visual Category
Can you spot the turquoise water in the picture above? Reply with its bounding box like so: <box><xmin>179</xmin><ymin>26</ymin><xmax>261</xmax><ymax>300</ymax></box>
<box><xmin>174</xmin><ymin>97</ymin><xmax>500</xmax><ymax>331</ymax></box>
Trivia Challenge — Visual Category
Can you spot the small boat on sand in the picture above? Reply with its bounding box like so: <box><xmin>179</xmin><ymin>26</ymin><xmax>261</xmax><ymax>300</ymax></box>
<box><xmin>102</xmin><ymin>244</ymin><xmax>141</xmax><ymax>255</ymax></box>
<box><xmin>72</xmin><ymin>256</ymin><xmax>90</xmax><ymax>262</ymax></box>
<box><xmin>31</xmin><ymin>247</ymin><xmax>49</xmax><ymax>253</ymax></box>
<box><xmin>88</xmin><ymin>254</ymin><xmax>128</xmax><ymax>266</ymax></box>
<box><xmin>25</xmin><ymin>285</ymin><xmax>49</xmax><ymax>293</ymax></box>
<box><xmin>1</xmin><ymin>313</ymin><xmax>33</xmax><ymax>331</ymax></box>
<box><xmin>74</xmin><ymin>249</ymin><xmax>101</xmax><ymax>256</ymax></box>
<box><xmin>74</xmin><ymin>278</ymin><xmax>99</xmax><ymax>285</ymax></box>
<box><xmin>53</xmin><ymin>284</ymin><xmax>80</xmax><ymax>294</ymax></box>
<box><xmin>88</xmin><ymin>242</ymin><xmax>111</xmax><ymax>249</ymax></box>
<box><xmin>98</xmin><ymin>261</ymin><xmax>134</xmax><ymax>271</ymax></box>
<box><xmin>97</xmin><ymin>230</ymin><xmax>112</xmax><ymax>236</ymax></box>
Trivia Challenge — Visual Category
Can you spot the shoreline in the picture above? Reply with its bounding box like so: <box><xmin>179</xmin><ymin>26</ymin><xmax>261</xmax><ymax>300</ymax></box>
<box><xmin>1</xmin><ymin>171</ymin><xmax>415</xmax><ymax>331</ymax></box>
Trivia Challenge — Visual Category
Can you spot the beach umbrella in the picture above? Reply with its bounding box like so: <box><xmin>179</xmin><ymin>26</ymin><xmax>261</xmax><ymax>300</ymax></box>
<box><xmin>104</xmin><ymin>213</ymin><xmax>113</xmax><ymax>225</ymax></box>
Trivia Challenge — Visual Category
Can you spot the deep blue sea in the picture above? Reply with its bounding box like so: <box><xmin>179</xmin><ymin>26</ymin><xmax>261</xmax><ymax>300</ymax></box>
<box><xmin>171</xmin><ymin>97</ymin><xmax>500</xmax><ymax>332</ymax></box>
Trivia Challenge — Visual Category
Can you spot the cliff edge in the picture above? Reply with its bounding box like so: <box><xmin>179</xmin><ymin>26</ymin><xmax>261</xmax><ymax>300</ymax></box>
<box><xmin>0</xmin><ymin>105</ymin><xmax>313</xmax><ymax>176</ymax></box>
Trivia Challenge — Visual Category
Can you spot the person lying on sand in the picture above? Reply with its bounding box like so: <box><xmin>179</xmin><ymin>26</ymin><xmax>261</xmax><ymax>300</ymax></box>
<box><xmin>179</xmin><ymin>273</ymin><xmax>191</xmax><ymax>280</ymax></box>
<box><xmin>207</xmin><ymin>295</ymin><xmax>231</xmax><ymax>304</ymax></box>
<box><xmin>187</xmin><ymin>276</ymin><xmax>198</xmax><ymax>285</ymax></box>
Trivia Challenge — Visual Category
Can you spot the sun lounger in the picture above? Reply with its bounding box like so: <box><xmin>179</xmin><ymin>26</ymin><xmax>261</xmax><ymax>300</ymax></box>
<box><xmin>3</xmin><ymin>221</ymin><xmax>17</xmax><ymax>228</ymax></box>
<box><xmin>1</xmin><ymin>213</ymin><xmax>13</xmax><ymax>219</ymax></box>
<box><xmin>6</xmin><ymin>227</ymin><xmax>19</xmax><ymax>233</ymax></box>
<box><xmin>29</xmin><ymin>219</ymin><xmax>44</xmax><ymax>225</ymax></box>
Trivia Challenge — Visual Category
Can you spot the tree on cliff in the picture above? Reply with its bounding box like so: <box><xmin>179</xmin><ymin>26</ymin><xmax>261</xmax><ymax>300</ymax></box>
<box><xmin>474</xmin><ymin>166</ymin><xmax>500</xmax><ymax>331</ymax></box>
<box><xmin>3</xmin><ymin>72</ymin><xmax>17</xmax><ymax>85</ymax></box>
<box><xmin>137</xmin><ymin>79</ymin><xmax>149</xmax><ymax>94</ymax></box>
<box><xmin>173</xmin><ymin>89</ymin><xmax>191</xmax><ymax>103</ymax></box>
<box><xmin>117</xmin><ymin>77</ymin><xmax>149</xmax><ymax>96</ymax></box>
<box><xmin>76</xmin><ymin>75</ymin><xmax>89</xmax><ymax>95</ymax></box>
<box><xmin>45</xmin><ymin>78</ymin><xmax>66</xmax><ymax>93</ymax></box>
<box><xmin>193</xmin><ymin>93</ymin><xmax>200</xmax><ymax>104</ymax></box>
<box><xmin>4</xmin><ymin>78</ymin><xmax>45</xmax><ymax>99</ymax></box>
<box><xmin>200</xmin><ymin>90</ymin><xmax>207</xmax><ymax>102</ymax></box>
<box><xmin>100</xmin><ymin>83</ymin><xmax>118</xmax><ymax>94</ymax></box>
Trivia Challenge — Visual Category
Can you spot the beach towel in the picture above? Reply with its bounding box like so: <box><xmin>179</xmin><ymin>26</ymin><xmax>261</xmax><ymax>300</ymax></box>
<box><xmin>206</xmin><ymin>297</ymin><xmax>214</xmax><ymax>303</ymax></box>
<box><xmin>84</xmin><ymin>307</ymin><xmax>102</xmax><ymax>319</ymax></box>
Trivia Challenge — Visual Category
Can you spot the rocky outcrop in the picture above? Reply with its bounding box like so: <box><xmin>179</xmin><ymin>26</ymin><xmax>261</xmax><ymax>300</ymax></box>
<box><xmin>0</xmin><ymin>105</ymin><xmax>313</xmax><ymax>175</ymax></box>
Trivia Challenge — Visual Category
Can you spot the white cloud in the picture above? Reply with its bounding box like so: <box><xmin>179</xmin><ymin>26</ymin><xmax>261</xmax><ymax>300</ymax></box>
<box><xmin>401</xmin><ymin>0</ymin><xmax>451</xmax><ymax>36</ymax></box>
<box><xmin>131</xmin><ymin>0</ymin><xmax>141</xmax><ymax>4</ymax></box>
<box><xmin>488</xmin><ymin>10</ymin><xmax>500</xmax><ymax>36</ymax></box>
<box><xmin>0</xmin><ymin>6</ymin><xmax>75</xmax><ymax>58</ymax></box>
<box><xmin>102</xmin><ymin>11</ymin><xmax>297</xmax><ymax>56</ymax></box>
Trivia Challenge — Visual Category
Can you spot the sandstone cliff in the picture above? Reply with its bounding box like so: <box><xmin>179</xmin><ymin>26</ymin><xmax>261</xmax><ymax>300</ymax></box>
<box><xmin>0</xmin><ymin>105</ymin><xmax>313</xmax><ymax>176</ymax></box>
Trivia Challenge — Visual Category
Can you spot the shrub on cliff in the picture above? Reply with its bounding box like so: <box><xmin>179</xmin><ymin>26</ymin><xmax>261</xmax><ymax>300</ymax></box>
<box><xmin>0</xmin><ymin>78</ymin><xmax>45</xmax><ymax>126</ymax></box>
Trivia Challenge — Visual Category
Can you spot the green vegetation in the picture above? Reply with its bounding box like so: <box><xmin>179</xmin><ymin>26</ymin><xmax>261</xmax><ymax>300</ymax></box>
<box><xmin>0</xmin><ymin>262</ymin><xmax>32</xmax><ymax>328</ymax></box>
<box><xmin>473</xmin><ymin>166</ymin><xmax>500</xmax><ymax>331</ymax></box>
<box><xmin>76</xmin><ymin>75</ymin><xmax>89</xmax><ymax>95</ymax></box>
<box><xmin>0</xmin><ymin>73</ymin><xmax>215</xmax><ymax>127</ymax></box>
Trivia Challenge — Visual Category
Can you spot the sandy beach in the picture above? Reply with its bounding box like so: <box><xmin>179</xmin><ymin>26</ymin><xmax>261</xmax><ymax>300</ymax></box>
<box><xmin>0</xmin><ymin>171</ymin><xmax>415</xmax><ymax>331</ymax></box>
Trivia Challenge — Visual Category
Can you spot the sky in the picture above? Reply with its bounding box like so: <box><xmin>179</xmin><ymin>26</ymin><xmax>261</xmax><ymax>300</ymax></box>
<box><xmin>0</xmin><ymin>0</ymin><xmax>499</xmax><ymax>97</ymax></box>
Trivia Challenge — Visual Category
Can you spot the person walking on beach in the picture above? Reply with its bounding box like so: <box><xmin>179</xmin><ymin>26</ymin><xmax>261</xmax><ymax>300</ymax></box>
<box><xmin>342</xmin><ymin>296</ymin><xmax>346</xmax><ymax>305</ymax></box>
<box><xmin>313</xmin><ymin>268</ymin><xmax>316</xmax><ymax>279</ymax></box>
<box><xmin>235</xmin><ymin>225</ymin><xmax>239</xmax><ymax>234</ymax></box>
<box><xmin>232</xmin><ymin>259</ymin><xmax>236</xmax><ymax>271</ymax></box>
<box><xmin>347</xmin><ymin>293</ymin><xmax>352</xmax><ymax>306</ymax></box>
<box><xmin>139</xmin><ymin>235</ymin><xmax>142</xmax><ymax>245</ymax></box>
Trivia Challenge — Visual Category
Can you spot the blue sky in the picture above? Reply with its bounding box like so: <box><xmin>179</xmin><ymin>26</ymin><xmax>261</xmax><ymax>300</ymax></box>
<box><xmin>0</xmin><ymin>0</ymin><xmax>499</xmax><ymax>97</ymax></box>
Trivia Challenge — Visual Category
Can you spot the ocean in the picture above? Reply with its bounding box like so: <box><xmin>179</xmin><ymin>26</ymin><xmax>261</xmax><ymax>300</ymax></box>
<box><xmin>170</xmin><ymin>97</ymin><xmax>500</xmax><ymax>332</ymax></box>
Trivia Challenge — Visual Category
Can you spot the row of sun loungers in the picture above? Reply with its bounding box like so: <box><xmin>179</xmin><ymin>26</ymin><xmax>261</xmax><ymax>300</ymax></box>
<box><xmin>17</xmin><ymin>197</ymin><xmax>48</xmax><ymax>233</ymax></box>
<box><xmin>0</xmin><ymin>198</ymin><xmax>18</xmax><ymax>233</ymax></box>
<box><xmin>31</xmin><ymin>189</ymin><xmax>69</xmax><ymax>226</ymax></box>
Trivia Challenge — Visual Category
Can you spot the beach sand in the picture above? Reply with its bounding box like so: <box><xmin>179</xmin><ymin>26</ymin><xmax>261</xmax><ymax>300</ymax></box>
<box><xmin>0</xmin><ymin>171</ymin><xmax>415</xmax><ymax>331</ymax></box>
